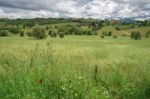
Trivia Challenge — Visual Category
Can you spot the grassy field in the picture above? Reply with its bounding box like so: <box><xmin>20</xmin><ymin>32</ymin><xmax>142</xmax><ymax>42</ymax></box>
<box><xmin>0</xmin><ymin>36</ymin><xmax>150</xmax><ymax>99</ymax></box>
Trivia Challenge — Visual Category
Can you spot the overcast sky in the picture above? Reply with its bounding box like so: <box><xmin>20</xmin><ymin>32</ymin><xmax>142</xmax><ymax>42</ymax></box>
<box><xmin>0</xmin><ymin>0</ymin><xmax>150</xmax><ymax>19</ymax></box>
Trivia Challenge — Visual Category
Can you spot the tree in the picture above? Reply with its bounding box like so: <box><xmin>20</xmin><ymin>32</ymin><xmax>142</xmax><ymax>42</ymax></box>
<box><xmin>32</xmin><ymin>25</ymin><xmax>47</xmax><ymax>39</ymax></box>
<box><xmin>131</xmin><ymin>31</ymin><xmax>141</xmax><ymax>40</ymax></box>
<box><xmin>59</xmin><ymin>32</ymin><xmax>65</xmax><ymax>38</ymax></box>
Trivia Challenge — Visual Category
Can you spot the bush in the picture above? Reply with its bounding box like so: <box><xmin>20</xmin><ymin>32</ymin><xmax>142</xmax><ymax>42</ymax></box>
<box><xmin>58</xmin><ymin>26</ymin><xmax>69</xmax><ymax>35</ymax></box>
<box><xmin>46</xmin><ymin>26</ymin><xmax>49</xmax><ymax>30</ymax></box>
<box><xmin>0</xmin><ymin>26</ymin><xmax>21</xmax><ymax>34</ymax></box>
<box><xmin>87</xmin><ymin>30</ymin><xmax>93</xmax><ymax>35</ymax></box>
<box><xmin>107</xmin><ymin>31</ymin><xmax>112</xmax><ymax>36</ymax></box>
<box><xmin>115</xmin><ymin>26</ymin><xmax>121</xmax><ymax>31</ymax></box>
<box><xmin>26</xmin><ymin>32</ymin><xmax>33</xmax><ymax>37</ymax></box>
<box><xmin>0</xmin><ymin>30</ymin><xmax>10</xmax><ymax>37</ymax></box>
<box><xmin>93</xmin><ymin>31</ymin><xmax>97</xmax><ymax>35</ymax></box>
<box><xmin>145</xmin><ymin>30</ymin><xmax>150</xmax><ymax>38</ymax></box>
<box><xmin>8</xmin><ymin>27</ymin><xmax>21</xmax><ymax>34</ymax></box>
<box><xmin>20</xmin><ymin>31</ymin><xmax>24</xmax><ymax>37</ymax></box>
<box><xmin>69</xmin><ymin>26</ymin><xmax>81</xmax><ymax>35</ymax></box>
<box><xmin>48</xmin><ymin>30</ymin><xmax>52</xmax><ymax>35</ymax></box>
<box><xmin>103</xmin><ymin>31</ymin><xmax>112</xmax><ymax>36</ymax></box>
<box><xmin>59</xmin><ymin>32</ymin><xmax>65</xmax><ymax>38</ymax></box>
<box><xmin>101</xmin><ymin>35</ymin><xmax>105</xmax><ymax>38</ymax></box>
<box><xmin>83</xmin><ymin>30</ymin><xmax>95</xmax><ymax>35</ymax></box>
<box><xmin>55</xmin><ymin>25</ymin><xmax>58</xmax><ymax>28</ymax></box>
<box><xmin>32</xmin><ymin>26</ymin><xmax>47</xmax><ymax>39</ymax></box>
<box><xmin>113</xmin><ymin>35</ymin><xmax>118</xmax><ymax>38</ymax></box>
<box><xmin>131</xmin><ymin>31</ymin><xmax>141</xmax><ymax>40</ymax></box>
<box><xmin>51</xmin><ymin>32</ymin><xmax>57</xmax><ymax>38</ymax></box>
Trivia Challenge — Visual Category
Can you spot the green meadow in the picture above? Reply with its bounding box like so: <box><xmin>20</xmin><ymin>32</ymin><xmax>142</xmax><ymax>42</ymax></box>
<box><xmin>0</xmin><ymin>36</ymin><xmax>150</xmax><ymax>99</ymax></box>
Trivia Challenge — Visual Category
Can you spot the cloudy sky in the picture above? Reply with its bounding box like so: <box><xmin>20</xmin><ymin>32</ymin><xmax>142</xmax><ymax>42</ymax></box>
<box><xmin>0</xmin><ymin>0</ymin><xmax>150</xmax><ymax>19</ymax></box>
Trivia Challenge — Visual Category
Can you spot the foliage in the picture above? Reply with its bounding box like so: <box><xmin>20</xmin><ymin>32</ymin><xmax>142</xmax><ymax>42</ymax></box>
<box><xmin>0</xmin><ymin>30</ymin><xmax>10</xmax><ymax>37</ymax></box>
<box><xmin>26</xmin><ymin>32</ymin><xmax>33</xmax><ymax>37</ymax></box>
<box><xmin>69</xmin><ymin>26</ymin><xmax>81</xmax><ymax>35</ymax></box>
<box><xmin>103</xmin><ymin>31</ymin><xmax>112</xmax><ymax>36</ymax></box>
<box><xmin>32</xmin><ymin>25</ymin><xmax>47</xmax><ymax>39</ymax></box>
<box><xmin>145</xmin><ymin>30</ymin><xmax>150</xmax><ymax>38</ymax></box>
<box><xmin>20</xmin><ymin>31</ymin><xmax>24</xmax><ymax>37</ymax></box>
<box><xmin>113</xmin><ymin>35</ymin><xmax>118</xmax><ymax>38</ymax></box>
<box><xmin>115</xmin><ymin>26</ymin><xmax>121</xmax><ymax>31</ymax></box>
<box><xmin>48</xmin><ymin>30</ymin><xmax>52</xmax><ymax>35</ymax></box>
<box><xmin>51</xmin><ymin>32</ymin><xmax>57</xmax><ymax>38</ymax></box>
<box><xmin>100</xmin><ymin>34</ymin><xmax>105</xmax><ymax>38</ymax></box>
<box><xmin>0</xmin><ymin>26</ymin><xmax>21</xmax><ymax>34</ymax></box>
<box><xmin>58</xmin><ymin>26</ymin><xmax>69</xmax><ymax>35</ymax></box>
<box><xmin>59</xmin><ymin>32</ymin><xmax>65</xmax><ymax>38</ymax></box>
<box><xmin>131</xmin><ymin>31</ymin><xmax>142</xmax><ymax>40</ymax></box>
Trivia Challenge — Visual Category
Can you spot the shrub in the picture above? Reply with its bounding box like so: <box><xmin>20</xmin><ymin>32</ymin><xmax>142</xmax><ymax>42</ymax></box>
<box><xmin>46</xmin><ymin>26</ymin><xmax>49</xmax><ymax>30</ymax></box>
<box><xmin>55</xmin><ymin>25</ymin><xmax>58</xmax><ymax>28</ymax></box>
<box><xmin>113</xmin><ymin>35</ymin><xmax>118</xmax><ymax>38</ymax></box>
<box><xmin>20</xmin><ymin>31</ymin><xmax>24</xmax><ymax>37</ymax></box>
<box><xmin>102</xmin><ymin>32</ymin><xmax>106</xmax><ymax>36</ymax></box>
<box><xmin>59</xmin><ymin>32</ymin><xmax>65</xmax><ymax>38</ymax></box>
<box><xmin>0</xmin><ymin>26</ymin><xmax>21</xmax><ymax>34</ymax></box>
<box><xmin>69</xmin><ymin>26</ymin><xmax>82</xmax><ymax>35</ymax></box>
<box><xmin>83</xmin><ymin>30</ymin><xmax>95</xmax><ymax>35</ymax></box>
<box><xmin>26</xmin><ymin>32</ymin><xmax>33</xmax><ymax>37</ymax></box>
<box><xmin>103</xmin><ymin>31</ymin><xmax>112</xmax><ymax>36</ymax></box>
<box><xmin>93</xmin><ymin>31</ymin><xmax>97</xmax><ymax>35</ymax></box>
<box><xmin>8</xmin><ymin>27</ymin><xmax>21</xmax><ymax>34</ymax></box>
<box><xmin>87</xmin><ymin>30</ymin><xmax>93</xmax><ymax>35</ymax></box>
<box><xmin>51</xmin><ymin>32</ymin><xmax>57</xmax><ymax>38</ymax></box>
<box><xmin>32</xmin><ymin>26</ymin><xmax>47</xmax><ymax>39</ymax></box>
<box><xmin>107</xmin><ymin>31</ymin><xmax>112</xmax><ymax>36</ymax></box>
<box><xmin>101</xmin><ymin>35</ymin><xmax>105</xmax><ymax>38</ymax></box>
<box><xmin>0</xmin><ymin>30</ymin><xmax>10</xmax><ymax>37</ymax></box>
<box><xmin>115</xmin><ymin>26</ymin><xmax>121</xmax><ymax>31</ymax></box>
<box><xmin>131</xmin><ymin>32</ymin><xmax>134</xmax><ymax>39</ymax></box>
<box><xmin>131</xmin><ymin>31</ymin><xmax>141</xmax><ymax>40</ymax></box>
<box><xmin>145</xmin><ymin>30</ymin><xmax>150</xmax><ymax>38</ymax></box>
<box><xmin>58</xmin><ymin>26</ymin><xmax>69</xmax><ymax>35</ymax></box>
<box><xmin>48</xmin><ymin>30</ymin><xmax>52</xmax><ymax>35</ymax></box>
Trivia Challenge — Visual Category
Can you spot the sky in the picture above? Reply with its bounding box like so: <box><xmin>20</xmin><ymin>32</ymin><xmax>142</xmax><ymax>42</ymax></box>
<box><xmin>0</xmin><ymin>0</ymin><xmax>150</xmax><ymax>19</ymax></box>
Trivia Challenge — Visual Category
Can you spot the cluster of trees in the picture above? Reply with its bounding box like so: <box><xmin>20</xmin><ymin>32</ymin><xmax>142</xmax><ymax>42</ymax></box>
<box><xmin>0</xmin><ymin>26</ymin><xmax>22</xmax><ymax>34</ymax></box>
<box><xmin>57</xmin><ymin>26</ymin><xmax>97</xmax><ymax>35</ymax></box>
<box><xmin>0</xmin><ymin>18</ymin><xmax>70</xmax><ymax>27</ymax></box>
<box><xmin>1</xmin><ymin>18</ymin><xmax>150</xmax><ymax>28</ymax></box>
<box><xmin>25</xmin><ymin>25</ymin><xmax>65</xmax><ymax>39</ymax></box>
<box><xmin>0</xmin><ymin>25</ymin><xmax>24</xmax><ymax>37</ymax></box>
<box><xmin>1</xmin><ymin>18</ymin><xmax>150</xmax><ymax>40</ymax></box>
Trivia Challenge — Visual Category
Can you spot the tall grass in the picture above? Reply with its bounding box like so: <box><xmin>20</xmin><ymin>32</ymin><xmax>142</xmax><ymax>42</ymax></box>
<box><xmin>0</xmin><ymin>36</ymin><xmax>150</xmax><ymax>98</ymax></box>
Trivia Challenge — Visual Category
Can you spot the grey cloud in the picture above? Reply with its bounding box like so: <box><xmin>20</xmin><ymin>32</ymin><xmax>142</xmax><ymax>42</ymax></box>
<box><xmin>0</xmin><ymin>0</ymin><xmax>150</xmax><ymax>19</ymax></box>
